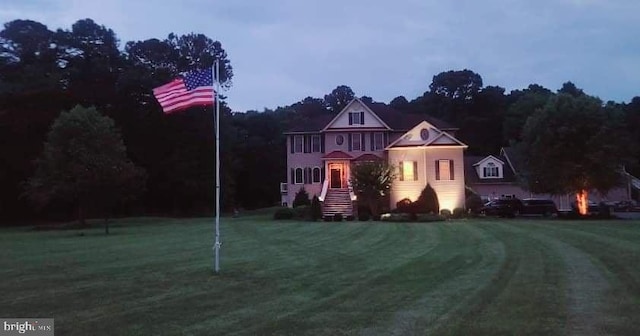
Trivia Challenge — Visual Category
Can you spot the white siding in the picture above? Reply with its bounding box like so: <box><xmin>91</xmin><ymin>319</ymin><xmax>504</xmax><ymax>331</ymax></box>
<box><xmin>392</xmin><ymin>121</ymin><xmax>441</xmax><ymax>147</ymax></box>
<box><xmin>327</xmin><ymin>100</ymin><xmax>387</xmax><ymax>129</ymax></box>
<box><xmin>389</xmin><ymin>147</ymin><xmax>466</xmax><ymax>211</ymax></box>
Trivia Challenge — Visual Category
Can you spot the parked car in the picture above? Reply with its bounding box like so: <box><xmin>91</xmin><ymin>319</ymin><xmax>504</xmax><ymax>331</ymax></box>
<box><xmin>480</xmin><ymin>198</ymin><xmax>523</xmax><ymax>217</ymax></box>
<box><xmin>521</xmin><ymin>198</ymin><xmax>558</xmax><ymax>217</ymax></box>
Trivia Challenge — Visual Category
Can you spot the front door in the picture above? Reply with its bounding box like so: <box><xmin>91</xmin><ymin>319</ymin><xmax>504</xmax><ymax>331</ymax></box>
<box><xmin>330</xmin><ymin>167</ymin><xmax>342</xmax><ymax>189</ymax></box>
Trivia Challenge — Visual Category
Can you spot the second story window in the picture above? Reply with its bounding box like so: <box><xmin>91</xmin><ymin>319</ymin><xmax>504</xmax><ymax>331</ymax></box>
<box><xmin>294</xmin><ymin>135</ymin><xmax>303</xmax><ymax>153</ymax></box>
<box><xmin>373</xmin><ymin>132</ymin><xmax>384</xmax><ymax>150</ymax></box>
<box><xmin>483</xmin><ymin>162</ymin><xmax>499</xmax><ymax>177</ymax></box>
<box><xmin>312</xmin><ymin>135</ymin><xmax>321</xmax><ymax>152</ymax></box>
<box><xmin>352</xmin><ymin>133</ymin><xmax>362</xmax><ymax>151</ymax></box>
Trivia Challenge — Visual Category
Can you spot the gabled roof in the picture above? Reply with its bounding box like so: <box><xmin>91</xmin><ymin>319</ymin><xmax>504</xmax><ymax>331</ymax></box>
<box><xmin>322</xmin><ymin>98</ymin><xmax>391</xmax><ymax>131</ymax></box>
<box><xmin>472</xmin><ymin>155</ymin><xmax>505</xmax><ymax>166</ymax></box>
<box><xmin>425</xmin><ymin>132</ymin><xmax>468</xmax><ymax>147</ymax></box>
<box><xmin>464</xmin><ymin>154</ymin><xmax>517</xmax><ymax>184</ymax></box>
<box><xmin>500</xmin><ymin>147</ymin><xmax>522</xmax><ymax>174</ymax></box>
<box><xmin>386</xmin><ymin>121</ymin><xmax>467</xmax><ymax>149</ymax></box>
<box><xmin>284</xmin><ymin>98</ymin><xmax>456</xmax><ymax>133</ymax></box>
<box><xmin>362</xmin><ymin>101</ymin><xmax>457</xmax><ymax>131</ymax></box>
<box><xmin>322</xmin><ymin>150</ymin><xmax>353</xmax><ymax>159</ymax></box>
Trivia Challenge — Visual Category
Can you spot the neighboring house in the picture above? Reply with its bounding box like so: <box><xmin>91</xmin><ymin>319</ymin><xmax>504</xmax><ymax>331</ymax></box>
<box><xmin>282</xmin><ymin>97</ymin><xmax>468</xmax><ymax>217</ymax></box>
<box><xmin>465</xmin><ymin>147</ymin><xmax>633</xmax><ymax>210</ymax></box>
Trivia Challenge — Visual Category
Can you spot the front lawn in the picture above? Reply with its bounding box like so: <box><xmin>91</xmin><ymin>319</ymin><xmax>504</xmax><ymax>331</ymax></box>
<box><xmin>1</xmin><ymin>215</ymin><xmax>639</xmax><ymax>335</ymax></box>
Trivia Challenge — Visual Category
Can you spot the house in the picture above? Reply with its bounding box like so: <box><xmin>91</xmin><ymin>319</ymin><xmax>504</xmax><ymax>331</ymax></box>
<box><xmin>281</xmin><ymin>97</ymin><xmax>468</xmax><ymax>217</ymax></box>
<box><xmin>465</xmin><ymin>147</ymin><xmax>633</xmax><ymax>210</ymax></box>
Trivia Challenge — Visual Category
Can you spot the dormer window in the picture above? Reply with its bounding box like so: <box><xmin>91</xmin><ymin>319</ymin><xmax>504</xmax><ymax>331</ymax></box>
<box><xmin>483</xmin><ymin>162</ymin><xmax>499</xmax><ymax>178</ymax></box>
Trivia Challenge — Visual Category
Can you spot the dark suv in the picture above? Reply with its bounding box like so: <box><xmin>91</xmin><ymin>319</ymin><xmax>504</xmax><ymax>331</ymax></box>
<box><xmin>521</xmin><ymin>198</ymin><xmax>558</xmax><ymax>217</ymax></box>
<box><xmin>480</xmin><ymin>198</ymin><xmax>523</xmax><ymax>217</ymax></box>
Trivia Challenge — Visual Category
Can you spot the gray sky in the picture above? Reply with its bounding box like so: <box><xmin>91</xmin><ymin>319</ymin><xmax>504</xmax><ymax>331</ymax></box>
<box><xmin>2</xmin><ymin>0</ymin><xmax>639</xmax><ymax>111</ymax></box>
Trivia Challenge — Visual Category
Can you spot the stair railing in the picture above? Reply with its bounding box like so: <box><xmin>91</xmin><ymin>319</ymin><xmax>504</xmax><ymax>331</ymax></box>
<box><xmin>319</xmin><ymin>178</ymin><xmax>329</xmax><ymax>202</ymax></box>
<box><xmin>347</xmin><ymin>181</ymin><xmax>357</xmax><ymax>201</ymax></box>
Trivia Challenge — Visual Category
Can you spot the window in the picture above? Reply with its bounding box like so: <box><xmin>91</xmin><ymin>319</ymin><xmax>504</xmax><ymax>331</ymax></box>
<box><xmin>352</xmin><ymin>133</ymin><xmax>362</xmax><ymax>151</ymax></box>
<box><xmin>373</xmin><ymin>132</ymin><xmax>384</xmax><ymax>150</ymax></box>
<box><xmin>294</xmin><ymin>135</ymin><xmax>303</xmax><ymax>153</ymax></box>
<box><xmin>483</xmin><ymin>162</ymin><xmax>499</xmax><ymax>178</ymax></box>
<box><xmin>436</xmin><ymin>160</ymin><xmax>455</xmax><ymax>180</ymax></box>
<box><xmin>336</xmin><ymin>135</ymin><xmax>344</xmax><ymax>145</ymax></box>
<box><xmin>398</xmin><ymin>161</ymin><xmax>418</xmax><ymax>181</ymax></box>
<box><xmin>349</xmin><ymin>111</ymin><xmax>364</xmax><ymax>125</ymax></box>
<box><xmin>295</xmin><ymin>168</ymin><xmax>303</xmax><ymax>184</ymax></box>
<box><xmin>311</xmin><ymin>135</ymin><xmax>321</xmax><ymax>152</ymax></box>
<box><xmin>304</xmin><ymin>167</ymin><xmax>312</xmax><ymax>184</ymax></box>
<box><xmin>312</xmin><ymin>167</ymin><xmax>321</xmax><ymax>183</ymax></box>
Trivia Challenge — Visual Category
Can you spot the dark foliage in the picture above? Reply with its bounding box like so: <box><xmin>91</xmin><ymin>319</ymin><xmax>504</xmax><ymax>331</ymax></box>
<box><xmin>413</xmin><ymin>184</ymin><xmax>440</xmax><ymax>214</ymax></box>
<box><xmin>333</xmin><ymin>213</ymin><xmax>343</xmax><ymax>222</ymax></box>
<box><xmin>453</xmin><ymin>208</ymin><xmax>466</xmax><ymax>218</ymax></box>
<box><xmin>310</xmin><ymin>195</ymin><xmax>322</xmax><ymax>221</ymax></box>
<box><xmin>273</xmin><ymin>208</ymin><xmax>294</xmax><ymax>220</ymax></box>
<box><xmin>292</xmin><ymin>188</ymin><xmax>311</xmax><ymax>208</ymax></box>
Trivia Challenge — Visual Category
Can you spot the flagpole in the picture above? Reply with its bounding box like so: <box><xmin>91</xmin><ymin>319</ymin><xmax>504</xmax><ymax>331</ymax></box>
<box><xmin>213</xmin><ymin>60</ymin><xmax>221</xmax><ymax>274</ymax></box>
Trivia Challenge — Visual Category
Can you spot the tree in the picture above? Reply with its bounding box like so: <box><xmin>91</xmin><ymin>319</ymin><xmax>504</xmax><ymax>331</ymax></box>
<box><xmin>558</xmin><ymin>81</ymin><xmax>584</xmax><ymax>98</ymax></box>
<box><xmin>324</xmin><ymin>85</ymin><xmax>355</xmax><ymax>113</ymax></box>
<box><xmin>429</xmin><ymin>69</ymin><xmax>483</xmax><ymax>101</ymax></box>
<box><xmin>389</xmin><ymin>96</ymin><xmax>409</xmax><ymax>111</ymax></box>
<box><xmin>503</xmin><ymin>85</ymin><xmax>554</xmax><ymax>143</ymax></box>
<box><xmin>349</xmin><ymin>161</ymin><xmax>396</xmax><ymax>217</ymax></box>
<box><xmin>25</xmin><ymin>105</ymin><xmax>146</xmax><ymax>229</ymax></box>
<box><xmin>414</xmin><ymin>184</ymin><xmax>440</xmax><ymax>214</ymax></box>
<box><xmin>292</xmin><ymin>187</ymin><xmax>310</xmax><ymax>208</ymax></box>
<box><xmin>518</xmin><ymin>93</ymin><xmax>631</xmax><ymax>215</ymax></box>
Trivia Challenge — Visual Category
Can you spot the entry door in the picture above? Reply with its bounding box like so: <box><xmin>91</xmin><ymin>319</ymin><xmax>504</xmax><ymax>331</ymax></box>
<box><xmin>330</xmin><ymin>167</ymin><xmax>342</xmax><ymax>189</ymax></box>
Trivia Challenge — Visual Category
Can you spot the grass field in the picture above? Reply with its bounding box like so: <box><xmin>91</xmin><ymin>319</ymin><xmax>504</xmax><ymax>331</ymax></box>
<box><xmin>1</xmin><ymin>214</ymin><xmax>639</xmax><ymax>335</ymax></box>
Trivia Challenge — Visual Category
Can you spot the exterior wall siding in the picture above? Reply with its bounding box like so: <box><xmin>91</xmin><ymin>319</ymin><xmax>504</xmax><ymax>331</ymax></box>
<box><xmin>325</xmin><ymin>131</ymin><xmax>388</xmax><ymax>157</ymax></box>
<box><xmin>425</xmin><ymin>148</ymin><xmax>466</xmax><ymax>211</ymax></box>
<box><xmin>284</xmin><ymin>134</ymin><xmax>324</xmax><ymax>206</ymax></box>
<box><xmin>388</xmin><ymin>147</ymin><xmax>465</xmax><ymax>211</ymax></box>
<box><xmin>326</xmin><ymin>100</ymin><xmax>386</xmax><ymax>129</ymax></box>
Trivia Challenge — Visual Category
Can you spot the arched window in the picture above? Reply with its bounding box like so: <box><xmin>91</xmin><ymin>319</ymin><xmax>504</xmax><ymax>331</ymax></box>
<box><xmin>295</xmin><ymin>168</ymin><xmax>303</xmax><ymax>184</ymax></box>
<box><xmin>312</xmin><ymin>167</ymin><xmax>321</xmax><ymax>183</ymax></box>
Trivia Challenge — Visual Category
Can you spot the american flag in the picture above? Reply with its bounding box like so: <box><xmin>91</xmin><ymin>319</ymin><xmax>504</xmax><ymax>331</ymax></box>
<box><xmin>152</xmin><ymin>68</ymin><xmax>216</xmax><ymax>113</ymax></box>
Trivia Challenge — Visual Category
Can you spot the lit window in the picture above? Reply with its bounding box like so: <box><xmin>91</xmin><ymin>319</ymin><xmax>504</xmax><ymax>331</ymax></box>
<box><xmin>399</xmin><ymin>161</ymin><xmax>418</xmax><ymax>181</ymax></box>
<box><xmin>436</xmin><ymin>160</ymin><xmax>454</xmax><ymax>180</ymax></box>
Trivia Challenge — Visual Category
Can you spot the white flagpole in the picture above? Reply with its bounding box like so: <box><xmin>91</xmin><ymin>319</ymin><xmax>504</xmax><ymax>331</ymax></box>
<box><xmin>213</xmin><ymin>60</ymin><xmax>221</xmax><ymax>274</ymax></box>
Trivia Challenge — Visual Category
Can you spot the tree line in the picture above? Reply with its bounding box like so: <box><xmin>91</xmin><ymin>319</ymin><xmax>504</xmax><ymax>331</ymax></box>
<box><xmin>1</xmin><ymin>18</ymin><xmax>639</xmax><ymax>224</ymax></box>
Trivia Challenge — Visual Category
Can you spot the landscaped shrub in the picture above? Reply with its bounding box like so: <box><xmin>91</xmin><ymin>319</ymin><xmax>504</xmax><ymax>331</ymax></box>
<box><xmin>358</xmin><ymin>212</ymin><xmax>371</xmax><ymax>221</ymax></box>
<box><xmin>310</xmin><ymin>195</ymin><xmax>322</xmax><ymax>221</ymax></box>
<box><xmin>292</xmin><ymin>205</ymin><xmax>310</xmax><ymax>220</ymax></box>
<box><xmin>292</xmin><ymin>187</ymin><xmax>311</xmax><ymax>208</ymax></box>
<box><xmin>380</xmin><ymin>212</ymin><xmax>446</xmax><ymax>222</ymax></box>
<box><xmin>465</xmin><ymin>193</ymin><xmax>483</xmax><ymax>214</ymax></box>
<box><xmin>395</xmin><ymin>198</ymin><xmax>413</xmax><ymax>213</ymax></box>
<box><xmin>413</xmin><ymin>184</ymin><xmax>439</xmax><ymax>214</ymax></box>
<box><xmin>440</xmin><ymin>209</ymin><xmax>452</xmax><ymax>218</ymax></box>
<box><xmin>333</xmin><ymin>213</ymin><xmax>343</xmax><ymax>222</ymax></box>
<box><xmin>380</xmin><ymin>213</ymin><xmax>412</xmax><ymax>222</ymax></box>
<box><xmin>273</xmin><ymin>207</ymin><xmax>294</xmax><ymax>220</ymax></box>
<box><xmin>453</xmin><ymin>207</ymin><xmax>466</xmax><ymax>218</ymax></box>
<box><xmin>416</xmin><ymin>214</ymin><xmax>446</xmax><ymax>222</ymax></box>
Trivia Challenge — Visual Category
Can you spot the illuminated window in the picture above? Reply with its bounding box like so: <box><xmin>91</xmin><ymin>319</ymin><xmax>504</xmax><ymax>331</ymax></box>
<box><xmin>398</xmin><ymin>161</ymin><xmax>418</xmax><ymax>181</ymax></box>
<box><xmin>436</xmin><ymin>160</ymin><xmax>454</xmax><ymax>180</ymax></box>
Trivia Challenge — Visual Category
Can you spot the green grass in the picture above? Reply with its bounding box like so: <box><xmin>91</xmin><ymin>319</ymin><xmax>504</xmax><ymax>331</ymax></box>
<box><xmin>1</xmin><ymin>215</ymin><xmax>640</xmax><ymax>335</ymax></box>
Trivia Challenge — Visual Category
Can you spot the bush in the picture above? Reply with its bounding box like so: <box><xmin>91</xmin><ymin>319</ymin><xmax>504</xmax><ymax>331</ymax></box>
<box><xmin>310</xmin><ymin>195</ymin><xmax>322</xmax><ymax>221</ymax></box>
<box><xmin>416</xmin><ymin>214</ymin><xmax>446</xmax><ymax>222</ymax></box>
<box><xmin>292</xmin><ymin>205</ymin><xmax>310</xmax><ymax>220</ymax></box>
<box><xmin>465</xmin><ymin>193</ymin><xmax>483</xmax><ymax>214</ymax></box>
<box><xmin>333</xmin><ymin>213</ymin><xmax>343</xmax><ymax>222</ymax></box>
<box><xmin>380</xmin><ymin>213</ymin><xmax>412</xmax><ymax>222</ymax></box>
<box><xmin>453</xmin><ymin>207</ymin><xmax>466</xmax><ymax>218</ymax></box>
<box><xmin>413</xmin><ymin>184</ymin><xmax>439</xmax><ymax>214</ymax></box>
<box><xmin>292</xmin><ymin>187</ymin><xmax>311</xmax><ymax>208</ymax></box>
<box><xmin>380</xmin><ymin>213</ymin><xmax>445</xmax><ymax>222</ymax></box>
<box><xmin>358</xmin><ymin>212</ymin><xmax>371</xmax><ymax>221</ymax></box>
<box><xmin>273</xmin><ymin>207</ymin><xmax>294</xmax><ymax>220</ymax></box>
<box><xmin>440</xmin><ymin>209</ymin><xmax>452</xmax><ymax>218</ymax></box>
<box><xmin>395</xmin><ymin>198</ymin><xmax>413</xmax><ymax>213</ymax></box>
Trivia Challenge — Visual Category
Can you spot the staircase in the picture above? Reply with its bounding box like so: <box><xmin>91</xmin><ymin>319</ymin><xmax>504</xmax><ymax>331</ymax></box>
<box><xmin>322</xmin><ymin>189</ymin><xmax>353</xmax><ymax>218</ymax></box>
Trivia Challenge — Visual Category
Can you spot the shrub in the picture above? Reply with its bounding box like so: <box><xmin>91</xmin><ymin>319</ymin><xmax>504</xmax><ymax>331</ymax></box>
<box><xmin>333</xmin><ymin>213</ymin><xmax>343</xmax><ymax>222</ymax></box>
<box><xmin>273</xmin><ymin>207</ymin><xmax>294</xmax><ymax>220</ymax></box>
<box><xmin>292</xmin><ymin>187</ymin><xmax>311</xmax><ymax>208</ymax></box>
<box><xmin>310</xmin><ymin>195</ymin><xmax>322</xmax><ymax>221</ymax></box>
<box><xmin>465</xmin><ymin>193</ymin><xmax>483</xmax><ymax>214</ymax></box>
<box><xmin>395</xmin><ymin>198</ymin><xmax>413</xmax><ymax>213</ymax></box>
<box><xmin>453</xmin><ymin>207</ymin><xmax>466</xmax><ymax>218</ymax></box>
<box><xmin>413</xmin><ymin>184</ymin><xmax>439</xmax><ymax>214</ymax></box>
<box><xmin>292</xmin><ymin>205</ymin><xmax>310</xmax><ymax>220</ymax></box>
<box><xmin>380</xmin><ymin>213</ymin><xmax>412</xmax><ymax>222</ymax></box>
<box><xmin>440</xmin><ymin>209</ymin><xmax>452</xmax><ymax>218</ymax></box>
<box><xmin>416</xmin><ymin>214</ymin><xmax>446</xmax><ymax>222</ymax></box>
<box><xmin>358</xmin><ymin>212</ymin><xmax>371</xmax><ymax>221</ymax></box>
